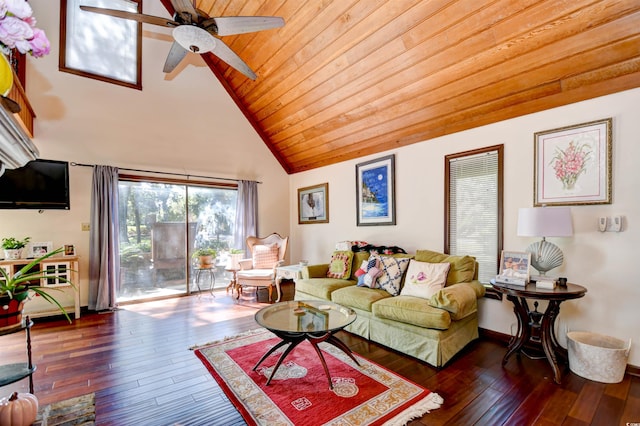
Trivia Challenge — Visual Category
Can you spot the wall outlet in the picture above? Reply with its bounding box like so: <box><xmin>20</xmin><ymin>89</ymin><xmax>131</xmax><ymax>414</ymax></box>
<box><xmin>81</xmin><ymin>223</ymin><xmax>90</xmax><ymax>231</ymax></box>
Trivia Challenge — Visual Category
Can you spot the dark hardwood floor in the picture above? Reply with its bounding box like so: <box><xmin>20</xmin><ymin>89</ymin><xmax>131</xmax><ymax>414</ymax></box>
<box><xmin>2</xmin><ymin>283</ymin><xmax>638</xmax><ymax>425</ymax></box>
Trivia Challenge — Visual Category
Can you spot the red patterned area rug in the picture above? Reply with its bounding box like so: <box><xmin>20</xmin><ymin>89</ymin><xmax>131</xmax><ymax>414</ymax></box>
<box><xmin>193</xmin><ymin>330</ymin><xmax>442</xmax><ymax>425</ymax></box>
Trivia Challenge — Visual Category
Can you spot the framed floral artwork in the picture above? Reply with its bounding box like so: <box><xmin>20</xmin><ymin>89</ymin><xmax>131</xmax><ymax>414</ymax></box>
<box><xmin>298</xmin><ymin>183</ymin><xmax>329</xmax><ymax>224</ymax></box>
<box><xmin>356</xmin><ymin>154</ymin><xmax>396</xmax><ymax>226</ymax></box>
<box><xmin>534</xmin><ymin>118</ymin><xmax>612</xmax><ymax>206</ymax></box>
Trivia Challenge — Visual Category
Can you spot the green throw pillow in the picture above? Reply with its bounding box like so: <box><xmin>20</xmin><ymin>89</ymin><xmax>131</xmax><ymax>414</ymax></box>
<box><xmin>326</xmin><ymin>251</ymin><xmax>354</xmax><ymax>279</ymax></box>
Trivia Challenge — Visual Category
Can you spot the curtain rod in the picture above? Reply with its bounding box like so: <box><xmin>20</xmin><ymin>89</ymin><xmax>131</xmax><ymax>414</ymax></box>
<box><xmin>70</xmin><ymin>162</ymin><xmax>262</xmax><ymax>184</ymax></box>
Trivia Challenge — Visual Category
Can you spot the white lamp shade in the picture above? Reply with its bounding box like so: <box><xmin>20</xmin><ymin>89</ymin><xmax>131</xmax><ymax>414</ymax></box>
<box><xmin>517</xmin><ymin>207</ymin><xmax>573</xmax><ymax>237</ymax></box>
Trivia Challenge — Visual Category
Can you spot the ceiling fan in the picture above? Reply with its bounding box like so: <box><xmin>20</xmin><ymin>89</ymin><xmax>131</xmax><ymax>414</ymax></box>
<box><xmin>79</xmin><ymin>0</ymin><xmax>285</xmax><ymax>80</ymax></box>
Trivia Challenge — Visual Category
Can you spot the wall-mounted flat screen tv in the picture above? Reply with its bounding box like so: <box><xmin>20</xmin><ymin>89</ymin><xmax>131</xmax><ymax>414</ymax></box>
<box><xmin>0</xmin><ymin>159</ymin><xmax>70</xmax><ymax>209</ymax></box>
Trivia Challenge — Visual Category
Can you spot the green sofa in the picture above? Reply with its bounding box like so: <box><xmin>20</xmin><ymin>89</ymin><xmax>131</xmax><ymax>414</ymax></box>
<box><xmin>294</xmin><ymin>249</ymin><xmax>485</xmax><ymax>367</ymax></box>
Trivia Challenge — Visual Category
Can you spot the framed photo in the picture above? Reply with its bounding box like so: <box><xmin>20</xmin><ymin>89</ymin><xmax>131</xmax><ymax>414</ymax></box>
<box><xmin>497</xmin><ymin>250</ymin><xmax>531</xmax><ymax>283</ymax></box>
<box><xmin>356</xmin><ymin>154</ymin><xmax>396</xmax><ymax>226</ymax></box>
<box><xmin>298</xmin><ymin>183</ymin><xmax>329</xmax><ymax>224</ymax></box>
<box><xmin>29</xmin><ymin>242</ymin><xmax>53</xmax><ymax>258</ymax></box>
<box><xmin>64</xmin><ymin>245</ymin><xmax>76</xmax><ymax>256</ymax></box>
<box><xmin>534</xmin><ymin>118</ymin><xmax>612</xmax><ymax>206</ymax></box>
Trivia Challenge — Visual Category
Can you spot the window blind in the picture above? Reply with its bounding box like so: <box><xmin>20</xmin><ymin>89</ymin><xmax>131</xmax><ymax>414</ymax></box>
<box><xmin>448</xmin><ymin>150</ymin><xmax>499</xmax><ymax>283</ymax></box>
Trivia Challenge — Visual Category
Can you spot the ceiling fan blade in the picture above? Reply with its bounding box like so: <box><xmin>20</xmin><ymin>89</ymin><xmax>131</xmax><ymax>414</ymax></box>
<box><xmin>210</xmin><ymin>39</ymin><xmax>257</xmax><ymax>80</ymax></box>
<box><xmin>170</xmin><ymin>0</ymin><xmax>198</xmax><ymax>19</ymax></box>
<box><xmin>210</xmin><ymin>16</ymin><xmax>285</xmax><ymax>36</ymax></box>
<box><xmin>163</xmin><ymin>41</ymin><xmax>188</xmax><ymax>73</ymax></box>
<box><xmin>79</xmin><ymin>6</ymin><xmax>178</xmax><ymax>28</ymax></box>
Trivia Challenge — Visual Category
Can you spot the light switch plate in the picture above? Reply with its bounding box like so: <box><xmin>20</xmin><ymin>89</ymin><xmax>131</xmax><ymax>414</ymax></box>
<box><xmin>598</xmin><ymin>217</ymin><xmax>607</xmax><ymax>232</ymax></box>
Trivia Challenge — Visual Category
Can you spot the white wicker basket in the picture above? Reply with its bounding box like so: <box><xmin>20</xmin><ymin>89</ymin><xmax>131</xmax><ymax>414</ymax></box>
<box><xmin>567</xmin><ymin>331</ymin><xmax>630</xmax><ymax>383</ymax></box>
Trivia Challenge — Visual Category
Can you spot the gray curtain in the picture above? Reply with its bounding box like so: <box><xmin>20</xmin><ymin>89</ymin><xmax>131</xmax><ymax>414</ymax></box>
<box><xmin>234</xmin><ymin>180</ymin><xmax>258</xmax><ymax>254</ymax></box>
<box><xmin>88</xmin><ymin>165</ymin><xmax>120</xmax><ymax>311</ymax></box>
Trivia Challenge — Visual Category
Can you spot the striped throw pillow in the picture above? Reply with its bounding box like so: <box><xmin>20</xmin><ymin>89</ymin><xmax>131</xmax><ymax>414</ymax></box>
<box><xmin>252</xmin><ymin>244</ymin><xmax>279</xmax><ymax>269</ymax></box>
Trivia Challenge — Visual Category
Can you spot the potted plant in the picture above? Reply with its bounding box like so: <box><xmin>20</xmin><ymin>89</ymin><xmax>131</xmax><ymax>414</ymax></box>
<box><xmin>192</xmin><ymin>248</ymin><xmax>217</xmax><ymax>269</ymax></box>
<box><xmin>0</xmin><ymin>247</ymin><xmax>76</xmax><ymax>331</ymax></box>
<box><xmin>228</xmin><ymin>248</ymin><xmax>244</xmax><ymax>270</ymax></box>
<box><xmin>2</xmin><ymin>237</ymin><xmax>30</xmax><ymax>260</ymax></box>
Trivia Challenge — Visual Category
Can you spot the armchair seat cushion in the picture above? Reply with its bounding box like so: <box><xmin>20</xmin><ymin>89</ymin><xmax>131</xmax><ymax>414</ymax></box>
<box><xmin>295</xmin><ymin>278</ymin><xmax>355</xmax><ymax>300</ymax></box>
<box><xmin>372</xmin><ymin>295</ymin><xmax>452</xmax><ymax>330</ymax></box>
<box><xmin>237</xmin><ymin>269</ymin><xmax>274</xmax><ymax>280</ymax></box>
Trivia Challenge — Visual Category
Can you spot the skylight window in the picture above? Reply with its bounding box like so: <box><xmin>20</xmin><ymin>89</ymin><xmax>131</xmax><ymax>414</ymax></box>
<box><xmin>60</xmin><ymin>0</ymin><xmax>142</xmax><ymax>89</ymax></box>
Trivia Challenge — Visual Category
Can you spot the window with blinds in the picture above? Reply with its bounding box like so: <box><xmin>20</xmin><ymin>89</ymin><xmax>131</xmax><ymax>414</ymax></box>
<box><xmin>445</xmin><ymin>145</ymin><xmax>503</xmax><ymax>283</ymax></box>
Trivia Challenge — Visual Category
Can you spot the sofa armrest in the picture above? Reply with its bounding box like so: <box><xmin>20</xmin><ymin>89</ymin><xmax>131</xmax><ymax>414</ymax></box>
<box><xmin>429</xmin><ymin>281</ymin><xmax>483</xmax><ymax>320</ymax></box>
<box><xmin>302</xmin><ymin>263</ymin><xmax>329</xmax><ymax>279</ymax></box>
<box><xmin>467</xmin><ymin>280</ymin><xmax>486</xmax><ymax>298</ymax></box>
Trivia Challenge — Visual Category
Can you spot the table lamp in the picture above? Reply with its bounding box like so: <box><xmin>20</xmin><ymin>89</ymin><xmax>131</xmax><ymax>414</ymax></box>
<box><xmin>517</xmin><ymin>207</ymin><xmax>573</xmax><ymax>276</ymax></box>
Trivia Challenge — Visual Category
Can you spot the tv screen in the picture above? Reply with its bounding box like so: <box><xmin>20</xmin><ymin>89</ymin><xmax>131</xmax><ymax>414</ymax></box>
<box><xmin>0</xmin><ymin>159</ymin><xmax>70</xmax><ymax>210</ymax></box>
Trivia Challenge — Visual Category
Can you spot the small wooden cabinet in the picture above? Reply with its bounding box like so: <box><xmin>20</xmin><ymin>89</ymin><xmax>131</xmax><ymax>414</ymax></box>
<box><xmin>0</xmin><ymin>256</ymin><xmax>80</xmax><ymax>319</ymax></box>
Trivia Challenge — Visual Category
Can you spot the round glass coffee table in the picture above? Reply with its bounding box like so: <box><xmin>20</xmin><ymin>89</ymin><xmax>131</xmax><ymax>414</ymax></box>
<box><xmin>253</xmin><ymin>300</ymin><xmax>359</xmax><ymax>389</ymax></box>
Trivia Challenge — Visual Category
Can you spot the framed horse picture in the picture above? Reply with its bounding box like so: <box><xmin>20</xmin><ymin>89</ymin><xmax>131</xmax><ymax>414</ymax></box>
<box><xmin>298</xmin><ymin>183</ymin><xmax>329</xmax><ymax>224</ymax></box>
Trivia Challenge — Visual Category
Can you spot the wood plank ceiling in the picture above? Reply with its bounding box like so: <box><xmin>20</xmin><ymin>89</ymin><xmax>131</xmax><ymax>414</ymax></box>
<box><xmin>177</xmin><ymin>0</ymin><xmax>640</xmax><ymax>174</ymax></box>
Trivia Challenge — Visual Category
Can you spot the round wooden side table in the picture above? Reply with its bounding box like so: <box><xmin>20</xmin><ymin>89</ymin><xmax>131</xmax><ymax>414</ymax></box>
<box><xmin>491</xmin><ymin>281</ymin><xmax>587</xmax><ymax>384</ymax></box>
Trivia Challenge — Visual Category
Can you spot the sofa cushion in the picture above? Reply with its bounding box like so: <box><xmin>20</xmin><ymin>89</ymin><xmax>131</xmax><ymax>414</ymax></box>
<box><xmin>400</xmin><ymin>260</ymin><xmax>450</xmax><ymax>299</ymax></box>
<box><xmin>252</xmin><ymin>244</ymin><xmax>279</xmax><ymax>269</ymax></box>
<box><xmin>326</xmin><ymin>251</ymin><xmax>354</xmax><ymax>279</ymax></box>
<box><xmin>295</xmin><ymin>278</ymin><xmax>355</xmax><ymax>300</ymax></box>
<box><xmin>377</xmin><ymin>255</ymin><xmax>411</xmax><ymax>296</ymax></box>
<box><xmin>429</xmin><ymin>282</ymin><xmax>479</xmax><ymax>320</ymax></box>
<box><xmin>372</xmin><ymin>296</ymin><xmax>452</xmax><ymax>330</ymax></box>
<box><xmin>331</xmin><ymin>286</ymin><xmax>391</xmax><ymax>312</ymax></box>
<box><xmin>415</xmin><ymin>250</ymin><xmax>476</xmax><ymax>285</ymax></box>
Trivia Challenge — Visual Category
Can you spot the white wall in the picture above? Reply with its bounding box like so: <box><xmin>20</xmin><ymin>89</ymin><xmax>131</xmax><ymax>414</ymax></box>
<box><xmin>0</xmin><ymin>1</ymin><xmax>290</xmax><ymax>309</ymax></box>
<box><xmin>289</xmin><ymin>88</ymin><xmax>640</xmax><ymax>366</ymax></box>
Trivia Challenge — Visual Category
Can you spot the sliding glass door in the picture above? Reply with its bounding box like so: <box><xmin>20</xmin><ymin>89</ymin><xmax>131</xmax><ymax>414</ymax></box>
<box><xmin>117</xmin><ymin>178</ymin><xmax>236</xmax><ymax>302</ymax></box>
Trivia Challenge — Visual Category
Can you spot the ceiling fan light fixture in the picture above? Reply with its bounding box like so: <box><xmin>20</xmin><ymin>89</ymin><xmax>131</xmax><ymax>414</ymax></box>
<box><xmin>172</xmin><ymin>25</ymin><xmax>216</xmax><ymax>53</ymax></box>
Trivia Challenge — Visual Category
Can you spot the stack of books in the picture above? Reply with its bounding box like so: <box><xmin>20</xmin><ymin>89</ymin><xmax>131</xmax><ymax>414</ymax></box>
<box><xmin>494</xmin><ymin>275</ymin><xmax>527</xmax><ymax>286</ymax></box>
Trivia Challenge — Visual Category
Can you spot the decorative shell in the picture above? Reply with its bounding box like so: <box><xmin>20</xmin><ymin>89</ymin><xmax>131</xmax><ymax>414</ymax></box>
<box><xmin>528</xmin><ymin>241</ymin><xmax>564</xmax><ymax>274</ymax></box>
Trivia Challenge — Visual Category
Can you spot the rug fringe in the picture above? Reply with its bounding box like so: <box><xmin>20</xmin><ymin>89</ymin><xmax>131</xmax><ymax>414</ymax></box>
<box><xmin>189</xmin><ymin>328</ymin><xmax>266</xmax><ymax>350</ymax></box>
<box><xmin>381</xmin><ymin>392</ymin><xmax>443</xmax><ymax>426</ymax></box>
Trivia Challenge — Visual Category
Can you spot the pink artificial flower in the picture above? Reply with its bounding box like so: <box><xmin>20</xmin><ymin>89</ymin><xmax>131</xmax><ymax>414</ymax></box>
<box><xmin>5</xmin><ymin>0</ymin><xmax>33</xmax><ymax>20</ymax></box>
<box><xmin>23</xmin><ymin>15</ymin><xmax>36</xmax><ymax>27</ymax></box>
<box><xmin>28</xmin><ymin>27</ymin><xmax>49</xmax><ymax>57</ymax></box>
<box><xmin>0</xmin><ymin>15</ymin><xmax>32</xmax><ymax>50</ymax></box>
<box><xmin>0</xmin><ymin>0</ymin><xmax>50</xmax><ymax>57</ymax></box>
